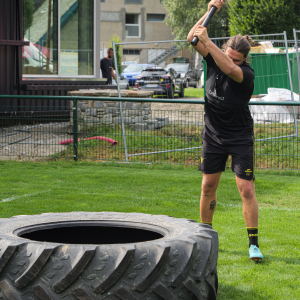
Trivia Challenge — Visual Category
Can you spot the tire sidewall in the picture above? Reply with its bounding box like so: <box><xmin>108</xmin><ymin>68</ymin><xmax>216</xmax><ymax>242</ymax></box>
<box><xmin>0</xmin><ymin>212</ymin><xmax>218</xmax><ymax>300</ymax></box>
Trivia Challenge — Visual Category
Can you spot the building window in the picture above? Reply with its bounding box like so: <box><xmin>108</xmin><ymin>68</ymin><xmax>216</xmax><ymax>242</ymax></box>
<box><xmin>123</xmin><ymin>49</ymin><xmax>141</xmax><ymax>55</ymax></box>
<box><xmin>60</xmin><ymin>0</ymin><xmax>94</xmax><ymax>76</ymax></box>
<box><xmin>23</xmin><ymin>0</ymin><xmax>59</xmax><ymax>75</ymax></box>
<box><xmin>23</xmin><ymin>0</ymin><xmax>94</xmax><ymax>76</ymax></box>
<box><xmin>125</xmin><ymin>0</ymin><xmax>142</xmax><ymax>4</ymax></box>
<box><xmin>147</xmin><ymin>14</ymin><xmax>165</xmax><ymax>22</ymax></box>
<box><xmin>125</xmin><ymin>14</ymin><xmax>140</xmax><ymax>37</ymax></box>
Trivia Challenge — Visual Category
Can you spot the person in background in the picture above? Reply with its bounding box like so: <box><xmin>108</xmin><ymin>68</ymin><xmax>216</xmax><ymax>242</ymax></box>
<box><xmin>100</xmin><ymin>48</ymin><xmax>116</xmax><ymax>85</ymax></box>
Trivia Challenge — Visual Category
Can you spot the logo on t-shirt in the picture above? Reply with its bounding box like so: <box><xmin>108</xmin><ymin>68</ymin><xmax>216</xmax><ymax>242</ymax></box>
<box><xmin>245</xmin><ymin>169</ymin><xmax>252</xmax><ymax>176</ymax></box>
<box><xmin>208</xmin><ymin>90</ymin><xmax>225</xmax><ymax>101</ymax></box>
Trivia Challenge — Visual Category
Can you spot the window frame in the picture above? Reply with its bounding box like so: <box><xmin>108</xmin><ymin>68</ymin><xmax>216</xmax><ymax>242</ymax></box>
<box><xmin>23</xmin><ymin>0</ymin><xmax>100</xmax><ymax>79</ymax></box>
<box><xmin>123</xmin><ymin>49</ymin><xmax>141</xmax><ymax>55</ymax></box>
<box><xmin>125</xmin><ymin>13</ymin><xmax>140</xmax><ymax>38</ymax></box>
<box><xmin>125</xmin><ymin>0</ymin><xmax>142</xmax><ymax>4</ymax></box>
<box><xmin>146</xmin><ymin>14</ymin><xmax>166</xmax><ymax>22</ymax></box>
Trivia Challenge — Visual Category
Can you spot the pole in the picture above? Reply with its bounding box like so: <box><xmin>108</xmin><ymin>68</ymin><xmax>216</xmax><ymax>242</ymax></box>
<box><xmin>293</xmin><ymin>29</ymin><xmax>300</xmax><ymax>100</ymax></box>
<box><xmin>46</xmin><ymin>0</ymin><xmax>51</xmax><ymax>71</ymax></box>
<box><xmin>284</xmin><ymin>31</ymin><xmax>298</xmax><ymax>137</ymax></box>
<box><xmin>112</xmin><ymin>41</ymin><xmax>129</xmax><ymax>162</ymax></box>
<box><xmin>72</xmin><ymin>98</ymin><xmax>78</xmax><ymax>161</ymax></box>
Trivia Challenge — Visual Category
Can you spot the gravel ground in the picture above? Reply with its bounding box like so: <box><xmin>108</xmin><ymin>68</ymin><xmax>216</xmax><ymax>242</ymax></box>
<box><xmin>151</xmin><ymin>97</ymin><xmax>205</xmax><ymax>125</ymax></box>
<box><xmin>0</xmin><ymin>122</ymin><xmax>70</xmax><ymax>161</ymax></box>
<box><xmin>0</xmin><ymin>101</ymin><xmax>205</xmax><ymax>161</ymax></box>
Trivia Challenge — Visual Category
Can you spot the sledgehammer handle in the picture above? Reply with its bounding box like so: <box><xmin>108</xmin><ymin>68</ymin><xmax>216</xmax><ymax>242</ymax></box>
<box><xmin>191</xmin><ymin>6</ymin><xmax>217</xmax><ymax>46</ymax></box>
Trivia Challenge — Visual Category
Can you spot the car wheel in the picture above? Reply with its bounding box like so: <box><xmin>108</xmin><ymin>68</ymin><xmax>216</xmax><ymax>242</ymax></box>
<box><xmin>167</xmin><ymin>85</ymin><xmax>174</xmax><ymax>99</ymax></box>
<box><xmin>179</xmin><ymin>84</ymin><xmax>185</xmax><ymax>98</ymax></box>
<box><xmin>0</xmin><ymin>212</ymin><xmax>218</xmax><ymax>300</ymax></box>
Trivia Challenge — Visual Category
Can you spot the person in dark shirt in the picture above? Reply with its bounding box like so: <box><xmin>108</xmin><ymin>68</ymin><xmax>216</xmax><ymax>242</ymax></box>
<box><xmin>100</xmin><ymin>48</ymin><xmax>116</xmax><ymax>85</ymax></box>
<box><xmin>187</xmin><ymin>0</ymin><xmax>263</xmax><ymax>262</ymax></box>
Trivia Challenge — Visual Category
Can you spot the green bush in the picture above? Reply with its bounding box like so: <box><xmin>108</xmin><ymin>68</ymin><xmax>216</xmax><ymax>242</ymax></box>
<box><xmin>228</xmin><ymin>0</ymin><xmax>300</xmax><ymax>39</ymax></box>
<box><xmin>110</xmin><ymin>34</ymin><xmax>122</xmax><ymax>75</ymax></box>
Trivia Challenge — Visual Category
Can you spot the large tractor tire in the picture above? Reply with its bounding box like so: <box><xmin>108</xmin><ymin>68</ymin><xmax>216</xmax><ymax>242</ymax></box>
<box><xmin>0</xmin><ymin>212</ymin><xmax>218</xmax><ymax>300</ymax></box>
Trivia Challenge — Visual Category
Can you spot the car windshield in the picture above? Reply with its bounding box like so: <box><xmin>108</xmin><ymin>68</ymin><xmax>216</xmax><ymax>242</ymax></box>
<box><xmin>167</xmin><ymin>64</ymin><xmax>188</xmax><ymax>73</ymax></box>
<box><xmin>123</xmin><ymin>64</ymin><xmax>150</xmax><ymax>73</ymax></box>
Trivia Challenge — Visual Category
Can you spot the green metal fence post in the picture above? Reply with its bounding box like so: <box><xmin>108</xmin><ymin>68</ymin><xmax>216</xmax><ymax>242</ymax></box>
<box><xmin>72</xmin><ymin>98</ymin><xmax>78</xmax><ymax>162</ymax></box>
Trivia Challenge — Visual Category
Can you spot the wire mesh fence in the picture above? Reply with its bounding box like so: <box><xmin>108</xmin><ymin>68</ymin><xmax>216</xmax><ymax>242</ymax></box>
<box><xmin>1</xmin><ymin>31</ymin><xmax>300</xmax><ymax>169</ymax></box>
<box><xmin>115</xmin><ymin>39</ymin><xmax>202</xmax><ymax>95</ymax></box>
<box><xmin>0</xmin><ymin>105</ymin><xmax>71</xmax><ymax>159</ymax></box>
<box><xmin>1</xmin><ymin>97</ymin><xmax>300</xmax><ymax>170</ymax></box>
<box><xmin>204</xmin><ymin>33</ymin><xmax>298</xmax><ymax>95</ymax></box>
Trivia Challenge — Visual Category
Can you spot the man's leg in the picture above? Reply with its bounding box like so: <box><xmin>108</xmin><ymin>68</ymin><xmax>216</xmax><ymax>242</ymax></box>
<box><xmin>200</xmin><ymin>172</ymin><xmax>222</xmax><ymax>225</ymax></box>
<box><xmin>235</xmin><ymin>176</ymin><xmax>263</xmax><ymax>261</ymax></box>
<box><xmin>235</xmin><ymin>176</ymin><xmax>258</xmax><ymax>228</ymax></box>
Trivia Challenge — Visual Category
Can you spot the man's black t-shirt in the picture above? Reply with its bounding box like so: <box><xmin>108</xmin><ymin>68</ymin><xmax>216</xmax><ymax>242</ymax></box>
<box><xmin>100</xmin><ymin>57</ymin><xmax>113</xmax><ymax>84</ymax></box>
<box><xmin>203</xmin><ymin>53</ymin><xmax>255</xmax><ymax>144</ymax></box>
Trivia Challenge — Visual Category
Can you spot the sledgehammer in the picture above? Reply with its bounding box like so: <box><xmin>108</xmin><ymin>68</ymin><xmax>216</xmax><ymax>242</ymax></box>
<box><xmin>190</xmin><ymin>5</ymin><xmax>218</xmax><ymax>46</ymax></box>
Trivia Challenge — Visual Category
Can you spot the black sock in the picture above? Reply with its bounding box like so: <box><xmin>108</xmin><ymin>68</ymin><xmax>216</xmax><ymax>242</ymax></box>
<box><xmin>247</xmin><ymin>227</ymin><xmax>259</xmax><ymax>248</ymax></box>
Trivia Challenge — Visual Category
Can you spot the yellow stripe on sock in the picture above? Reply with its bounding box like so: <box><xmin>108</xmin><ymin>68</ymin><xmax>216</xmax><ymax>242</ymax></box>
<box><xmin>247</xmin><ymin>227</ymin><xmax>258</xmax><ymax>230</ymax></box>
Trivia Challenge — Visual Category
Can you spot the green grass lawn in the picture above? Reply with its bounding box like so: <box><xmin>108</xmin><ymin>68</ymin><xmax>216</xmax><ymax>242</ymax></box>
<box><xmin>184</xmin><ymin>87</ymin><xmax>204</xmax><ymax>98</ymax></box>
<box><xmin>0</xmin><ymin>161</ymin><xmax>299</xmax><ymax>299</ymax></box>
<box><xmin>152</xmin><ymin>87</ymin><xmax>204</xmax><ymax>98</ymax></box>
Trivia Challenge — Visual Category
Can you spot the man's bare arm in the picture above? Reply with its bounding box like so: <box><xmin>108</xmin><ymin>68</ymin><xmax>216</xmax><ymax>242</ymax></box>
<box><xmin>187</xmin><ymin>12</ymin><xmax>210</xmax><ymax>57</ymax></box>
<box><xmin>204</xmin><ymin>40</ymin><xmax>243</xmax><ymax>83</ymax></box>
<box><xmin>187</xmin><ymin>0</ymin><xmax>223</xmax><ymax>57</ymax></box>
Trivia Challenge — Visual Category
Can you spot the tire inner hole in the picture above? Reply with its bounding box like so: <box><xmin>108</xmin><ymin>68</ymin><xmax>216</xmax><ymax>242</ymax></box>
<box><xmin>18</xmin><ymin>223</ymin><xmax>165</xmax><ymax>244</ymax></box>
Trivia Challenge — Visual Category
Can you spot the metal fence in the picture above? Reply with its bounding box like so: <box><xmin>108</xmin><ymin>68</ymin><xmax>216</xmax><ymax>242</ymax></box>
<box><xmin>1</xmin><ymin>95</ymin><xmax>300</xmax><ymax>170</ymax></box>
<box><xmin>117</xmin><ymin>36</ymin><xmax>191</xmax><ymax>68</ymax></box>
<box><xmin>293</xmin><ymin>29</ymin><xmax>300</xmax><ymax>95</ymax></box>
<box><xmin>1</xmin><ymin>31</ymin><xmax>300</xmax><ymax>169</ymax></box>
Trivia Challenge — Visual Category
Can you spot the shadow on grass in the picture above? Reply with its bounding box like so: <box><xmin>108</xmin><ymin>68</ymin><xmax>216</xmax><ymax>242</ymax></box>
<box><xmin>217</xmin><ymin>283</ymin><xmax>269</xmax><ymax>300</ymax></box>
<box><xmin>219</xmin><ymin>248</ymin><xmax>300</xmax><ymax>265</ymax></box>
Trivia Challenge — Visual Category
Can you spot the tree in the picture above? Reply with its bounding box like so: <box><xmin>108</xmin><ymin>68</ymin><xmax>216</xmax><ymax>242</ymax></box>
<box><xmin>110</xmin><ymin>34</ymin><xmax>122</xmax><ymax>75</ymax></box>
<box><xmin>228</xmin><ymin>0</ymin><xmax>300</xmax><ymax>39</ymax></box>
<box><xmin>162</xmin><ymin>0</ymin><xmax>230</xmax><ymax>41</ymax></box>
<box><xmin>23</xmin><ymin>0</ymin><xmax>34</xmax><ymax>36</ymax></box>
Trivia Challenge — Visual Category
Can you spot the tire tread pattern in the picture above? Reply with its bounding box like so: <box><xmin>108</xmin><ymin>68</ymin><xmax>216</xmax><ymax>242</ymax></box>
<box><xmin>15</xmin><ymin>244</ymin><xmax>55</xmax><ymax>288</ymax></box>
<box><xmin>154</xmin><ymin>283</ymin><xmax>176</xmax><ymax>300</ymax></box>
<box><xmin>32</xmin><ymin>284</ymin><xmax>55</xmax><ymax>300</ymax></box>
<box><xmin>0</xmin><ymin>213</ymin><xmax>218</xmax><ymax>300</ymax></box>
<box><xmin>0</xmin><ymin>241</ymin><xmax>18</xmax><ymax>273</ymax></box>
<box><xmin>92</xmin><ymin>245</ymin><xmax>135</xmax><ymax>293</ymax></box>
<box><xmin>72</xmin><ymin>287</ymin><xmax>97</xmax><ymax>300</ymax></box>
<box><xmin>0</xmin><ymin>280</ymin><xmax>22</xmax><ymax>300</ymax></box>
<box><xmin>52</xmin><ymin>247</ymin><xmax>95</xmax><ymax>293</ymax></box>
<box><xmin>115</xmin><ymin>287</ymin><xmax>138</xmax><ymax>300</ymax></box>
<box><xmin>135</xmin><ymin>244</ymin><xmax>170</xmax><ymax>292</ymax></box>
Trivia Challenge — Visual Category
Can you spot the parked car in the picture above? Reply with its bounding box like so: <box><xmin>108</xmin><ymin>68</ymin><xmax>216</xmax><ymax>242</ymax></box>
<box><xmin>112</xmin><ymin>77</ymin><xmax>129</xmax><ymax>89</ymax></box>
<box><xmin>166</xmin><ymin>63</ymin><xmax>200</xmax><ymax>88</ymax></box>
<box><xmin>121</xmin><ymin>63</ymin><xmax>155</xmax><ymax>86</ymax></box>
<box><xmin>135</xmin><ymin>66</ymin><xmax>184</xmax><ymax>98</ymax></box>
